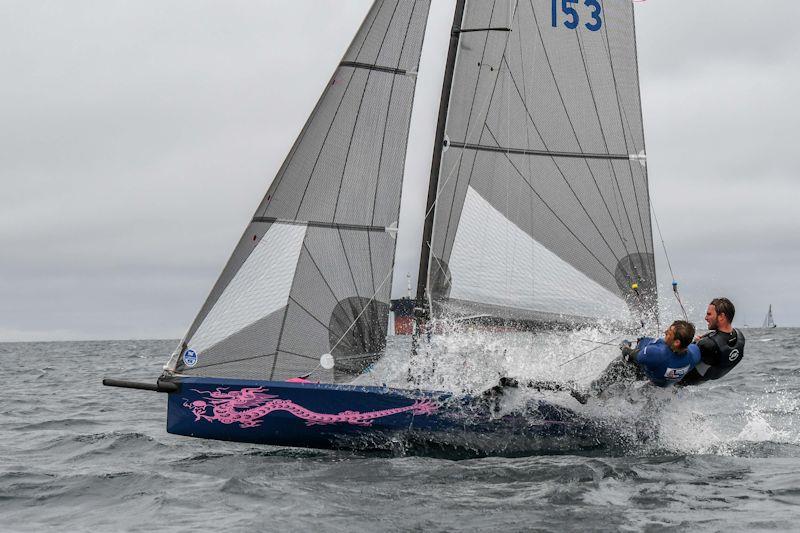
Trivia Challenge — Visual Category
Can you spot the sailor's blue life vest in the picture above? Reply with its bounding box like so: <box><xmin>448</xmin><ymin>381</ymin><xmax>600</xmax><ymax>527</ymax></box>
<box><xmin>634</xmin><ymin>337</ymin><xmax>701</xmax><ymax>387</ymax></box>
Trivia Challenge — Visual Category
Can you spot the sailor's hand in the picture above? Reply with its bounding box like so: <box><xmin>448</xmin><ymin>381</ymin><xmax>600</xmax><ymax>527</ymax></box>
<box><xmin>620</xmin><ymin>345</ymin><xmax>637</xmax><ymax>362</ymax></box>
<box><xmin>619</xmin><ymin>339</ymin><xmax>632</xmax><ymax>350</ymax></box>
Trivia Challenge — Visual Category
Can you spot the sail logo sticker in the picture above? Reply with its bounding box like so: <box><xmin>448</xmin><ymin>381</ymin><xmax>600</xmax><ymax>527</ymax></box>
<box><xmin>183</xmin><ymin>349</ymin><xmax>198</xmax><ymax>367</ymax></box>
<box><xmin>728</xmin><ymin>349</ymin><xmax>740</xmax><ymax>362</ymax></box>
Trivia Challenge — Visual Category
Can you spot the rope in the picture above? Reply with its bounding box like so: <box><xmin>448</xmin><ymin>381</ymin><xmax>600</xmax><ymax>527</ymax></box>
<box><xmin>560</xmin><ymin>334</ymin><xmax>622</xmax><ymax>367</ymax></box>
<box><xmin>651</xmin><ymin>201</ymin><xmax>689</xmax><ymax>322</ymax></box>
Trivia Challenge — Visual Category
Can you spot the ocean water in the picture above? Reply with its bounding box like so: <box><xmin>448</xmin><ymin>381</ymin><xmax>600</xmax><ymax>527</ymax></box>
<box><xmin>1</xmin><ymin>328</ymin><xmax>799</xmax><ymax>532</ymax></box>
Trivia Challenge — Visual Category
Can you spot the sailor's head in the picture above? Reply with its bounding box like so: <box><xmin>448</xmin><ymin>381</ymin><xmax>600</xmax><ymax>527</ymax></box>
<box><xmin>665</xmin><ymin>320</ymin><xmax>695</xmax><ymax>353</ymax></box>
<box><xmin>706</xmin><ymin>297</ymin><xmax>735</xmax><ymax>330</ymax></box>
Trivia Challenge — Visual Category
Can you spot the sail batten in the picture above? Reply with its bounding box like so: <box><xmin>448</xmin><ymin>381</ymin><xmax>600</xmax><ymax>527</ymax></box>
<box><xmin>448</xmin><ymin>141</ymin><xmax>631</xmax><ymax>160</ymax></box>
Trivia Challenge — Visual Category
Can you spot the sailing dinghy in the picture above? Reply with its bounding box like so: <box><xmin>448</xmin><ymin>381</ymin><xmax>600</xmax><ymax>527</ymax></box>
<box><xmin>763</xmin><ymin>305</ymin><xmax>777</xmax><ymax>328</ymax></box>
<box><xmin>105</xmin><ymin>0</ymin><xmax>658</xmax><ymax>455</ymax></box>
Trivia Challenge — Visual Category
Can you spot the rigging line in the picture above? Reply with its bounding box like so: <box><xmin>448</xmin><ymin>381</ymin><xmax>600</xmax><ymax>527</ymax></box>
<box><xmin>528</xmin><ymin>3</ymin><xmax>643</xmax><ymax>280</ymax></box>
<box><xmin>437</xmin><ymin>0</ymin><xmax>503</xmax><ymax>259</ymax></box>
<box><xmin>516</xmin><ymin>3</ymin><xmax>536</xmax><ymax>304</ymax></box>
<box><xmin>574</xmin><ymin>30</ymin><xmax>641</xmax><ymax>281</ymax></box>
<box><xmin>559</xmin><ymin>334</ymin><xmax>622</xmax><ymax>366</ymax></box>
<box><xmin>504</xmin><ymin>5</ymin><xmax>513</xmax><ymax>305</ymax></box>
<box><xmin>293</xmin><ymin>0</ymin><xmax>397</xmax><ymax>221</ymax></box>
<box><xmin>262</xmin><ymin>0</ymin><xmax>386</xmax><ymax>219</ymax></box>
<box><xmin>331</xmin><ymin>0</ymin><xmax>402</xmax><ymax>222</ymax></box>
<box><xmin>329</xmin><ymin>266</ymin><xmax>394</xmax><ymax>354</ymax></box>
<box><xmin>651</xmin><ymin>202</ymin><xmax>688</xmax><ymax>321</ymax></box>
<box><xmin>598</xmin><ymin>0</ymin><xmax>651</xmax><ymax>257</ymax></box>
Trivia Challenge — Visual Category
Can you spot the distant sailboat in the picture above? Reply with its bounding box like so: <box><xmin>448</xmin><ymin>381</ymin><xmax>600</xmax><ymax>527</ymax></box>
<box><xmin>762</xmin><ymin>305</ymin><xmax>777</xmax><ymax>328</ymax></box>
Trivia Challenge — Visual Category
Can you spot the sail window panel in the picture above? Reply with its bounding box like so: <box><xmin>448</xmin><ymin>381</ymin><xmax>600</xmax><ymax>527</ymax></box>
<box><xmin>447</xmin><ymin>186</ymin><xmax>630</xmax><ymax>320</ymax></box>
<box><xmin>177</xmin><ymin>309</ymin><xmax>284</xmax><ymax>378</ymax></box>
<box><xmin>431</xmin><ymin>148</ymin><xmax>479</xmax><ymax>262</ymax></box>
<box><xmin>343</xmin><ymin>0</ymin><xmax>430</xmax><ymax>73</ymax></box>
<box><xmin>187</xmin><ymin>223</ymin><xmax>306</xmax><ymax>355</ymax></box>
<box><xmin>332</xmin><ymin>74</ymin><xmax>416</xmax><ymax>227</ymax></box>
<box><xmin>181</xmin><ymin>220</ymin><xmax>273</xmax><ymax>345</ymax></box>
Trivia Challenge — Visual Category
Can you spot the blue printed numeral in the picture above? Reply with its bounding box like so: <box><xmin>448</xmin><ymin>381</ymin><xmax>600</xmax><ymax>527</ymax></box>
<box><xmin>584</xmin><ymin>0</ymin><xmax>602</xmax><ymax>31</ymax></box>
<box><xmin>551</xmin><ymin>0</ymin><xmax>603</xmax><ymax>32</ymax></box>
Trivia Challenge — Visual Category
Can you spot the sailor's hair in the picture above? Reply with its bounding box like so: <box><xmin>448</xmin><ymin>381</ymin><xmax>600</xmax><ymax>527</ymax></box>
<box><xmin>670</xmin><ymin>320</ymin><xmax>695</xmax><ymax>350</ymax></box>
<box><xmin>710</xmin><ymin>297</ymin><xmax>735</xmax><ymax>322</ymax></box>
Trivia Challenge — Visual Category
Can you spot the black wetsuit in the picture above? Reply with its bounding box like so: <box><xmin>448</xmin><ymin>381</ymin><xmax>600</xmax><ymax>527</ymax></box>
<box><xmin>680</xmin><ymin>329</ymin><xmax>745</xmax><ymax>386</ymax></box>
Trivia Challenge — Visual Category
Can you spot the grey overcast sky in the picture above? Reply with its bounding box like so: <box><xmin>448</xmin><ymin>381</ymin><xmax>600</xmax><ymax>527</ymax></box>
<box><xmin>1</xmin><ymin>0</ymin><xmax>798</xmax><ymax>342</ymax></box>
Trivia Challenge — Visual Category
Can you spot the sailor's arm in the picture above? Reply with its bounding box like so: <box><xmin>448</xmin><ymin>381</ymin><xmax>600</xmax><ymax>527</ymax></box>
<box><xmin>620</xmin><ymin>337</ymin><xmax>654</xmax><ymax>364</ymax></box>
<box><xmin>695</xmin><ymin>335</ymin><xmax>719</xmax><ymax>365</ymax></box>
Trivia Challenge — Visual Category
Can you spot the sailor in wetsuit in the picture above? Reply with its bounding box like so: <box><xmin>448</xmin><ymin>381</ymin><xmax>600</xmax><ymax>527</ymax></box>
<box><xmin>572</xmin><ymin>320</ymin><xmax>701</xmax><ymax>403</ymax></box>
<box><xmin>680</xmin><ymin>297</ymin><xmax>745</xmax><ymax>386</ymax></box>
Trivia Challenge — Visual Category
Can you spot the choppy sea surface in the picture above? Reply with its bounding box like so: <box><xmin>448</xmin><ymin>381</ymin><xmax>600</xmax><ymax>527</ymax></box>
<box><xmin>1</xmin><ymin>328</ymin><xmax>799</xmax><ymax>532</ymax></box>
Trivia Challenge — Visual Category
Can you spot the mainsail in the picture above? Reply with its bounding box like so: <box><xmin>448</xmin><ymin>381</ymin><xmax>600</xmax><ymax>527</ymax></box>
<box><xmin>167</xmin><ymin>0</ymin><xmax>431</xmax><ymax>382</ymax></box>
<box><xmin>418</xmin><ymin>0</ymin><xmax>657</xmax><ymax>326</ymax></box>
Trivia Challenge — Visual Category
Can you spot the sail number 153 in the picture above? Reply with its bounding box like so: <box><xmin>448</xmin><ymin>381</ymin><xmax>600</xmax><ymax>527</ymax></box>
<box><xmin>551</xmin><ymin>0</ymin><xmax>603</xmax><ymax>32</ymax></box>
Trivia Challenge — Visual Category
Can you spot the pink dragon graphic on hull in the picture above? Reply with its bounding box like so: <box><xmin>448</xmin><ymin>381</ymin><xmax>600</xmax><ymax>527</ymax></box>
<box><xmin>183</xmin><ymin>387</ymin><xmax>438</xmax><ymax>429</ymax></box>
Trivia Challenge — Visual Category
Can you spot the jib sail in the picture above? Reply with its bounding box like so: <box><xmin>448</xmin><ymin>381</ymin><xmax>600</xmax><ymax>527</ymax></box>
<box><xmin>166</xmin><ymin>0</ymin><xmax>431</xmax><ymax>382</ymax></box>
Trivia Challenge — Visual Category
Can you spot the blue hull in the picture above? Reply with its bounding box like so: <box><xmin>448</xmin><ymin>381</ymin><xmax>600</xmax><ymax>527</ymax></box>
<box><xmin>167</xmin><ymin>377</ymin><xmax>616</xmax><ymax>456</ymax></box>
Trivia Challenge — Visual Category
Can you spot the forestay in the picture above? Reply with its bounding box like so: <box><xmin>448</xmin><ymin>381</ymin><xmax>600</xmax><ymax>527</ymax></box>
<box><xmin>423</xmin><ymin>0</ymin><xmax>656</xmax><ymax>326</ymax></box>
<box><xmin>167</xmin><ymin>0</ymin><xmax>431</xmax><ymax>382</ymax></box>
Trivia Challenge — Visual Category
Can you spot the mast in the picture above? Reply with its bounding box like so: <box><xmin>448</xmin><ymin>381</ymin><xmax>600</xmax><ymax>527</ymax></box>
<box><xmin>415</xmin><ymin>0</ymin><xmax>467</xmax><ymax>303</ymax></box>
